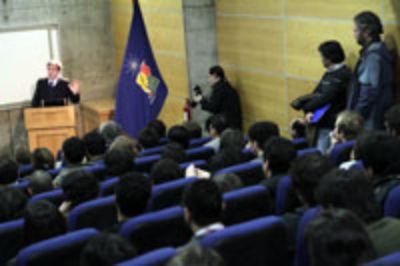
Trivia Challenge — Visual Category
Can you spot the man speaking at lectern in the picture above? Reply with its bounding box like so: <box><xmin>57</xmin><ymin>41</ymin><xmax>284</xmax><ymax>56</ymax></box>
<box><xmin>31</xmin><ymin>60</ymin><xmax>80</xmax><ymax>107</ymax></box>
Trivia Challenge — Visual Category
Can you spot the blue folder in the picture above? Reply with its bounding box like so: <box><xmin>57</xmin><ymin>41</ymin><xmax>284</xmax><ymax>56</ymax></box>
<box><xmin>311</xmin><ymin>104</ymin><xmax>330</xmax><ymax>124</ymax></box>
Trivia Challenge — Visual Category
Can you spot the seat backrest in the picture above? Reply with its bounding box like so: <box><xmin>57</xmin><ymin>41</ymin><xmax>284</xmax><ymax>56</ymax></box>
<box><xmin>294</xmin><ymin>207</ymin><xmax>320</xmax><ymax>266</ymax></box>
<box><xmin>149</xmin><ymin>177</ymin><xmax>197</xmax><ymax>211</ymax></box>
<box><xmin>179</xmin><ymin>160</ymin><xmax>207</xmax><ymax>170</ymax></box>
<box><xmin>19</xmin><ymin>164</ymin><xmax>33</xmax><ymax>177</ymax></box>
<box><xmin>214</xmin><ymin>161</ymin><xmax>265</xmax><ymax>186</ymax></box>
<box><xmin>223</xmin><ymin>185</ymin><xmax>272</xmax><ymax>226</ymax></box>
<box><xmin>329</xmin><ymin>140</ymin><xmax>355</xmax><ymax>166</ymax></box>
<box><xmin>16</xmin><ymin>228</ymin><xmax>98</xmax><ymax>266</ymax></box>
<box><xmin>384</xmin><ymin>185</ymin><xmax>400</xmax><ymax>218</ymax></box>
<box><xmin>0</xmin><ymin>219</ymin><xmax>24</xmax><ymax>265</ymax></box>
<box><xmin>297</xmin><ymin>148</ymin><xmax>321</xmax><ymax>157</ymax></box>
<box><xmin>10</xmin><ymin>180</ymin><xmax>30</xmax><ymax>192</ymax></box>
<box><xmin>84</xmin><ymin>164</ymin><xmax>107</xmax><ymax>180</ymax></box>
<box><xmin>201</xmin><ymin>216</ymin><xmax>289</xmax><ymax>266</ymax></box>
<box><xmin>185</xmin><ymin>146</ymin><xmax>214</xmax><ymax>161</ymax></box>
<box><xmin>48</xmin><ymin>167</ymin><xmax>63</xmax><ymax>178</ymax></box>
<box><xmin>275</xmin><ymin>176</ymin><xmax>292</xmax><ymax>215</ymax></box>
<box><xmin>117</xmin><ymin>247</ymin><xmax>176</xmax><ymax>266</ymax></box>
<box><xmin>134</xmin><ymin>154</ymin><xmax>161</xmax><ymax>173</ymax></box>
<box><xmin>139</xmin><ymin>145</ymin><xmax>165</xmax><ymax>157</ymax></box>
<box><xmin>364</xmin><ymin>251</ymin><xmax>400</xmax><ymax>266</ymax></box>
<box><xmin>29</xmin><ymin>189</ymin><xmax>64</xmax><ymax>207</ymax></box>
<box><xmin>99</xmin><ymin>176</ymin><xmax>119</xmax><ymax>196</ymax></box>
<box><xmin>189</xmin><ymin>137</ymin><xmax>212</xmax><ymax>148</ymax></box>
<box><xmin>292</xmin><ymin>138</ymin><xmax>308</xmax><ymax>151</ymax></box>
<box><xmin>68</xmin><ymin>195</ymin><xmax>117</xmax><ymax>231</ymax></box>
<box><xmin>119</xmin><ymin>206</ymin><xmax>192</xmax><ymax>255</ymax></box>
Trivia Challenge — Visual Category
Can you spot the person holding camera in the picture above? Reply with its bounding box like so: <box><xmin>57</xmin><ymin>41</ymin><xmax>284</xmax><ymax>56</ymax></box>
<box><xmin>192</xmin><ymin>66</ymin><xmax>242</xmax><ymax>130</ymax></box>
<box><xmin>291</xmin><ymin>41</ymin><xmax>351</xmax><ymax>153</ymax></box>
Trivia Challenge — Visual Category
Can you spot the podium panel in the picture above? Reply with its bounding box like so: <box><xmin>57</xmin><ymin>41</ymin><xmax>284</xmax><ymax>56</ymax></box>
<box><xmin>24</xmin><ymin>105</ymin><xmax>78</xmax><ymax>155</ymax></box>
<box><xmin>81</xmin><ymin>99</ymin><xmax>114</xmax><ymax>134</ymax></box>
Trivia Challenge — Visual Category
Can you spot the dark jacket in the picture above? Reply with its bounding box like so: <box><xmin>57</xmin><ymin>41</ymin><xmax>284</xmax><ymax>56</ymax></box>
<box><xmin>373</xmin><ymin>175</ymin><xmax>400</xmax><ymax>209</ymax></box>
<box><xmin>32</xmin><ymin>78</ymin><xmax>80</xmax><ymax>107</ymax></box>
<box><xmin>201</xmin><ymin>80</ymin><xmax>242</xmax><ymax>130</ymax></box>
<box><xmin>301</xmin><ymin>64</ymin><xmax>351</xmax><ymax>129</ymax></box>
<box><xmin>348</xmin><ymin>41</ymin><xmax>393</xmax><ymax>130</ymax></box>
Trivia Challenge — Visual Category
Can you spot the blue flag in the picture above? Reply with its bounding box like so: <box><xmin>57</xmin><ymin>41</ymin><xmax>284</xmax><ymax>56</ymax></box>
<box><xmin>115</xmin><ymin>0</ymin><xmax>168</xmax><ymax>137</ymax></box>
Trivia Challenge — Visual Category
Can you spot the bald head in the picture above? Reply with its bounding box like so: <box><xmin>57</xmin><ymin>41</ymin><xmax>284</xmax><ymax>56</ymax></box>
<box><xmin>27</xmin><ymin>170</ymin><xmax>53</xmax><ymax>196</ymax></box>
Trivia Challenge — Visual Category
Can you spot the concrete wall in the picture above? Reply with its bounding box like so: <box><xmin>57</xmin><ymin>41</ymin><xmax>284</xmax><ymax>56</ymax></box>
<box><xmin>183</xmin><ymin>0</ymin><xmax>218</xmax><ymax>132</ymax></box>
<box><xmin>111</xmin><ymin>0</ymin><xmax>189</xmax><ymax>128</ymax></box>
<box><xmin>216</xmin><ymin>0</ymin><xmax>400</xmax><ymax>135</ymax></box>
<box><xmin>0</xmin><ymin>0</ymin><xmax>115</xmax><ymax>157</ymax></box>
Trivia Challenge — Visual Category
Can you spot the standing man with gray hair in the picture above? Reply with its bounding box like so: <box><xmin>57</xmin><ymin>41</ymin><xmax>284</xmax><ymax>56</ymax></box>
<box><xmin>31</xmin><ymin>60</ymin><xmax>80</xmax><ymax>107</ymax></box>
<box><xmin>348</xmin><ymin>11</ymin><xmax>393</xmax><ymax>130</ymax></box>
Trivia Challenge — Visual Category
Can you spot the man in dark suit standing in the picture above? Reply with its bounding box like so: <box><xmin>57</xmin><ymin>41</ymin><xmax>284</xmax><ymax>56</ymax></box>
<box><xmin>348</xmin><ymin>11</ymin><xmax>393</xmax><ymax>130</ymax></box>
<box><xmin>193</xmin><ymin>66</ymin><xmax>242</xmax><ymax>130</ymax></box>
<box><xmin>31</xmin><ymin>60</ymin><xmax>80</xmax><ymax>107</ymax></box>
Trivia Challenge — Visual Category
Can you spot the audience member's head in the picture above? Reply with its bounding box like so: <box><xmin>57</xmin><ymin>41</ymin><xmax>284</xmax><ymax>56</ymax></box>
<box><xmin>354</xmin><ymin>131</ymin><xmax>400</xmax><ymax>177</ymax></box>
<box><xmin>334</xmin><ymin>111</ymin><xmax>364</xmax><ymax>142</ymax></box>
<box><xmin>147</xmin><ymin>119</ymin><xmax>167</xmax><ymax>139</ymax></box>
<box><xmin>23</xmin><ymin>200</ymin><xmax>66</xmax><ymax>245</ymax></box>
<box><xmin>32</xmin><ymin>148</ymin><xmax>55</xmax><ymax>171</ymax></box>
<box><xmin>99</xmin><ymin>121</ymin><xmax>123</xmax><ymax>148</ymax></box>
<box><xmin>115</xmin><ymin>172</ymin><xmax>152</xmax><ymax>222</ymax></box>
<box><xmin>316</xmin><ymin>168</ymin><xmax>380</xmax><ymax>223</ymax></box>
<box><xmin>212</xmin><ymin>173</ymin><xmax>243</xmax><ymax>193</ymax></box>
<box><xmin>354</xmin><ymin>11</ymin><xmax>383</xmax><ymax>46</ymax></box>
<box><xmin>183</xmin><ymin>180</ymin><xmax>223</xmax><ymax>231</ymax></box>
<box><xmin>15</xmin><ymin>146</ymin><xmax>31</xmax><ymax>165</ymax></box>
<box><xmin>248</xmin><ymin>121</ymin><xmax>280</xmax><ymax>153</ymax></box>
<box><xmin>109</xmin><ymin>135</ymin><xmax>140</xmax><ymax>157</ymax></box>
<box><xmin>104</xmin><ymin>148</ymin><xmax>135</xmax><ymax>177</ymax></box>
<box><xmin>290</xmin><ymin>153</ymin><xmax>333</xmax><ymax>206</ymax></box>
<box><xmin>183</xmin><ymin>121</ymin><xmax>202</xmax><ymax>139</ymax></box>
<box><xmin>83</xmin><ymin>130</ymin><xmax>106</xmax><ymax>160</ymax></box>
<box><xmin>318</xmin><ymin>40</ymin><xmax>346</xmax><ymax>68</ymax></box>
<box><xmin>208</xmin><ymin>115</ymin><xmax>228</xmax><ymax>139</ymax></box>
<box><xmin>290</xmin><ymin>120</ymin><xmax>306</xmax><ymax>139</ymax></box>
<box><xmin>138</xmin><ymin>127</ymin><xmax>160</xmax><ymax>149</ymax></box>
<box><xmin>161</xmin><ymin>142</ymin><xmax>188</xmax><ymax>163</ymax></box>
<box><xmin>263</xmin><ymin>136</ymin><xmax>296</xmax><ymax>176</ymax></box>
<box><xmin>27</xmin><ymin>170</ymin><xmax>53</xmax><ymax>196</ymax></box>
<box><xmin>385</xmin><ymin>104</ymin><xmax>400</xmax><ymax>137</ymax></box>
<box><xmin>305</xmin><ymin>209</ymin><xmax>376</xmax><ymax>266</ymax></box>
<box><xmin>62</xmin><ymin>137</ymin><xmax>86</xmax><ymax>165</ymax></box>
<box><xmin>167</xmin><ymin>244</ymin><xmax>225</xmax><ymax>266</ymax></box>
<box><xmin>220</xmin><ymin>129</ymin><xmax>244</xmax><ymax>150</ymax></box>
<box><xmin>61</xmin><ymin>171</ymin><xmax>99</xmax><ymax>209</ymax></box>
<box><xmin>0</xmin><ymin>187</ymin><xmax>27</xmax><ymax>223</ymax></box>
<box><xmin>150</xmin><ymin>158</ymin><xmax>182</xmax><ymax>184</ymax></box>
<box><xmin>0</xmin><ymin>159</ymin><xmax>18</xmax><ymax>186</ymax></box>
<box><xmin>81</xmin><ymin>233</ymin><xmax>137</xmax><ymax>266</ymax></box>
<box><xmin>168</xmin><ymin>126</ymin><xmax>190</xmax><ymax>149</ymax></box>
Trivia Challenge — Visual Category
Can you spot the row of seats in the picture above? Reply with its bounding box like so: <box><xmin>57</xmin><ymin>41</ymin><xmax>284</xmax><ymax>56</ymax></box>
<box><xmin>10</xmin><ymin>215</ymin><xmax>290</xmax><ymax>266</ymax></box>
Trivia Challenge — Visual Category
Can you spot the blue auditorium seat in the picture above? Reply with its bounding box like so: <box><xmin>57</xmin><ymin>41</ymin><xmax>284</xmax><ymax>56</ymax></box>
<box><xmin>365</xmin><ymin>251</ymin><xmax>400</xmax><ymax>265</ymax></box>
<box><xmin>275</xmin><ymin>176</ymin><xmax>292</xmax><ymax>214</ymax></box>
<box><xmin>119</xmin><ymin>206</ymin><xmax>192</xmax><ymax>255</ymax></box>
<box><xmin>149</xmin><ymin>177</ymin><xmax>197</xmax><ymax>211</ymax></box>
<box><xmin>185</xmin><ymin>146</ymin><xmax>214</xmax><ymax>161</ymax></box>
<box><xmin>297</xmin><ymin>147</ymin><xmax>321</xmax><ymax>157</ymax></box>
<box><xmin>214</xmin><ymin>161</ymin><xmax>265</xmax><ymax>186</ymax></box>
<box><xmin>99</xmin><ymin>176</ymin><xmax>119</xmax><ymax>196</ymax></box>
<box><xmin>29</xmin><ymin>189</ymin><xmax>64</xmax><ymax>207</ymax></box>
<box><xmin>117</xmin><ymin>247</ymin><xmax>176</xmax><ymax>266</ymax></box>
<box><xmin>0</xmin><ymin>219</ymin><xmax>24</xmax><ymax>265</ymax></box>
<box><xmin>16</xmin><ymin>228</ymin><xmax>98</xmax><ymax>266</ymax></box>
<box><xmin>223</xmin><ymin>185</ymin><xmax>272</xmax><ymax>225</ymax></box>
<box><xmin>329</xmin><ymin>140</ymin><xmax>355</xmax><ymax>166</ymax></box>
<box><xmin>201</xmin><ymin>216</ymin><xmax>289</xmax><ymax>266</ymax></box>
<box><xmin>67</xmin><ymin>195</ymin><xmax>116</xmax><ymax>231</ymax></box>
<box><xmin>384</xmin><ymin>185</ymin><xmax>400</xmax><ymax>218</ymax></box>
<box><xmin>189</xmin><ymin>136</ymin><xmax>212</xmax><ymax>148</ymax></box>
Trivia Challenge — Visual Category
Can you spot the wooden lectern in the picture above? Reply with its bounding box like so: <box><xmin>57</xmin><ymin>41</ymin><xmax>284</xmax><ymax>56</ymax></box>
<box><xmin>24</xmin><ymin>105</ymin><xmax>79</xmax><ymax>156</ymax></box>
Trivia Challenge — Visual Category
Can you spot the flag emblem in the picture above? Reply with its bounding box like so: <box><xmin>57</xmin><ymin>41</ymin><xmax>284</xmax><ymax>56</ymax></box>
<box><xmin>136</xmin><ymin>61</ymin><xmax>160</xmax><ymax>99</ymax></box>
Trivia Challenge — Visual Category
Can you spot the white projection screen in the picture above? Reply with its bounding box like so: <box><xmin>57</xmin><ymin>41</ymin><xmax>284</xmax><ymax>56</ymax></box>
<box><xmin>0</xmin><ymin>26</ymin><xmax>60</xmax><ymax>107</ymax></box>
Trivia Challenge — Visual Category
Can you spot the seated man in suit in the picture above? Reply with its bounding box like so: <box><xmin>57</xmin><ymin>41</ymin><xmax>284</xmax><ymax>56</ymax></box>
<box><xmin>31</xmin><ymin>60</ymin><xmax>80</xmax><ymax>107</ymax></box>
